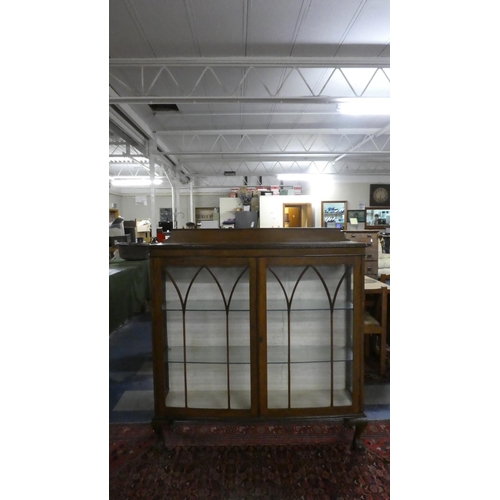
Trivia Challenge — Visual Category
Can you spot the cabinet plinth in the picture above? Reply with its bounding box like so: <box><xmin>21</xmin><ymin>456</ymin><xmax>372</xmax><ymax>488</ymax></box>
<box><xmin>149</xmin><ymin>228</ymin><xmax>367</xmax><ymax>446</ymax></box>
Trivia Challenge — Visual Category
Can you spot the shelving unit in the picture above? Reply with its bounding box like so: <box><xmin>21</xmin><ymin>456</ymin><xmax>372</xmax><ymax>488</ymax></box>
<box><xmin>321</xmin><ymin>201</ymin><xmax>347</xmax><ymax>228</ymax></box>
<box><xmin>149</xmin><ymin>228</ymin><xmax>369</xmax><ymax>449</ymax></box>
<box><xmin>109</xmin><ymin>208</ymin><xmax>119</xmax><ymax>223</ymax></box>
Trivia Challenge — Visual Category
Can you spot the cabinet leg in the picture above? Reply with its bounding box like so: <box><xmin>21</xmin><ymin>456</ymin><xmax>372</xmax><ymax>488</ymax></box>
<box><xmin>344</xmin><ymin>417</ymin><xmax>368</xmax><ymax>451</ymax></box>
<box><xmin>151</xmin><ymin>416</ymin><xmax>171</xmax><ymax>440</ymax></box>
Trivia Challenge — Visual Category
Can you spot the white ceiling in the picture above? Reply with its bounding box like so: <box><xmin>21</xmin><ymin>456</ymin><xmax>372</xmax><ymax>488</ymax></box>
<box><xmin>109</xmin><ymin>0</ymin><xmax>390</xmax><ymax>189</ymax></box>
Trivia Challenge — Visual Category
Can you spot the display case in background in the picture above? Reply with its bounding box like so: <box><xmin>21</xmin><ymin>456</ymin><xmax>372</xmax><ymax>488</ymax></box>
<box><xmin>365</xmin><ymin>207</ymin><xmax>390</xmax><ymax>229</ymax></box>
<box><xmin>321</xmin><ymin>201</ymin><xmax>347</xmax><ymax>228</ymax></box>
<box><xmin>195</xmin><ymin>207</ymin><xmax>218</xmax><ymax>227</ymax></box>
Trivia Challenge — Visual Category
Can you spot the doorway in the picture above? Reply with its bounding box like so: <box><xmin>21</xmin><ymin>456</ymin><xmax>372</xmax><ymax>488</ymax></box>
<box><xmin>283</xmin><ymin>203</ymin><xmax>312</xmax><ymax>228</ymax></box>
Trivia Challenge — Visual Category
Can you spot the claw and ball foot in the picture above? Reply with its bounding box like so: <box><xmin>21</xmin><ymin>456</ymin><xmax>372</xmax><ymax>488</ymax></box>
<box><xmin>344</xmin><ymin>417</ymin><xmax>368</xmax><ymax>451</ymax></box>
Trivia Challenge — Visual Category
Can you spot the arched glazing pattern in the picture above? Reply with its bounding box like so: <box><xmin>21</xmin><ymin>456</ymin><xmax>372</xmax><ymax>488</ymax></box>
<box><xmin>162</xmin><ymin>265</ymin><xmax>251</xmax><ymax>410</ymax></box>
<box><xmin>266</xmin><ymin>264</ymin><xmax>354</xmax><ymax>409</ymax></box>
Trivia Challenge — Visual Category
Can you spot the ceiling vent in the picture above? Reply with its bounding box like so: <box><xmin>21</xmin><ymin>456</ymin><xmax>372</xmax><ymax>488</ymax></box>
<box><xmin>224</xmin><ymin>171</ymin><xmax>236</xmax><ymax>176</ymax></box>
<box><xmin>148</xmin><ymin>104</ymin><xmax>180</xmax><ymax>113</ymax></box>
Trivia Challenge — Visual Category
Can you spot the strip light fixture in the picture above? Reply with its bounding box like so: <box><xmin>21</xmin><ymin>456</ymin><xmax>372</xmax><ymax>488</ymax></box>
<box><xmin>111</xmin><ymin>178</ymin><xmax>163</xmax><ymax>187</ymax></box>
<box><xmin>337</xmin><ymin>98</ymin><xmax>390</xmax><ymax>115</ymax></box>
<box><xmin>277</xmin><ymin>174</ymin><xmax>329</xmax><ymax>181</ymax></box>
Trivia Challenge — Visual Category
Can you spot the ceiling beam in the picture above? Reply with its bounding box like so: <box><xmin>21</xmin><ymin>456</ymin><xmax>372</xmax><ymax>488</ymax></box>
<box><xmin>110</xmin><ymin>96</ymin><xmax>388</xmax><ymax>105</ymax></box>
<box><xmin>154</xmin><ymin>128</ymin><xmax>389</xmax><ymax>136</ymax></box>
<box><xmin>109</xmin><ymin>57</ymin><xmax>390</xmax><ymax>68</ymax></box>
<box><xmin>152</xmin><ymin>111</ymin><xmax>376</xmax><ymax>117</ymax></box>
<box><xmin>156</xmin><ymin>152</ymin><xmax>389</xmax><ymax>160</ymax></box>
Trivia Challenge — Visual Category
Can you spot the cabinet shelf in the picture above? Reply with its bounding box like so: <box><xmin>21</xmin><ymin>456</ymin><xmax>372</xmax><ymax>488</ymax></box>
<box><xmin>267</xmin><ymin>389</ymin><xmax>352</xmax><ymax>409</ymax></box>
<box><xmin>166</xmin><ymin>390</ymin><xmax>251</xmax><ymax>410</ymax></box>
<box><xmin>166</xmin><ymin>346</ymin><xmax>250</xmax><ymax>364</ymax></box>
<box><xmin>268</xmin><ymin>345</ymin><xmax>353</xmax><ymax>363</ymax></box>
<box><xmin>163</xmin><ymin>299</ymin><xmax>353</xmax><ymax>312</ymax></box>
<box><xmin>165</xmin><ymin>345</ymin><xmax>353</xmax><ymax>364</ymax></box>
<box><xmin>165</xmin><ymin>389</ymin><xmax>353</xmax><ymax>410</ymax></box>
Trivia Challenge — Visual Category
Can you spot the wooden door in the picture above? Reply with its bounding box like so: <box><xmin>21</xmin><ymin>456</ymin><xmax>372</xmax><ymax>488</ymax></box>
<box><xmin>288</xmin><ymin>207</ymin><xmax>301</xmax><ymax>227</ymax></box>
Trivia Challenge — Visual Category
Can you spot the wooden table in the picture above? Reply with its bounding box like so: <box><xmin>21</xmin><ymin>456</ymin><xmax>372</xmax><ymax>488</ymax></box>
<box><xmin>364</xmin><ymin>276</ymin><xmax>390</xmax><ymax>374</ymax></box>
<box><xmin>109</xmin><ymin>258</ymin><xmax>151</xmax><ymax>333</ymax></box>
<box><xmin>364</xmin><ymin>275</ymin><xmax>390</xmax><ymax>292</ymax></box>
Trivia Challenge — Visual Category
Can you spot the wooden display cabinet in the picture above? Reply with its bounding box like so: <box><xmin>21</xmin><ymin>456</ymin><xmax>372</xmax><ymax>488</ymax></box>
<box><xmin>321</xmin><ymin>201</ymin><xmax>347</xmax><ymax>228</ymax></box>
<box><xmin>365</xmin><ymin>207</ymin><xmax>390</xmax><ymax>229</ymax></box>
<box><xmin>149</xmin><ymin>228</ymin><xmax>368</xmax><ymax>449</ymax></box>
<box><xmin>195</xmin><ymin>207</ymin><xmax>217</xmax><ymax>225</ymax></box>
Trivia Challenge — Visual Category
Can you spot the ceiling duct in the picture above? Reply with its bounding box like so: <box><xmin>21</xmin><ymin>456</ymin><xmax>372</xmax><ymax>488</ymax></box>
<box><xmin>148</xmin><ymin>104</ymin><xmax>180</xmax><ymax>113</ymax></box>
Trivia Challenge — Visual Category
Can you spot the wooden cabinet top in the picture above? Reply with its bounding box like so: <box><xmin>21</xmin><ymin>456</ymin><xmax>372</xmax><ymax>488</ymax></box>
<box><xmin>149</xmin><ymin>228</ymin><xmax>367</xmax><ymax>256</ymax></box>
<box><xmin>343</xmin><ymin>230</ymin><xmax>379</xmax><ymax>234</ymax></box>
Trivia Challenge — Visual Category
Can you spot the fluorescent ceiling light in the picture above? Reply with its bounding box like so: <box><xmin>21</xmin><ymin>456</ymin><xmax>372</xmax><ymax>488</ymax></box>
<box><xmin>337</xmin><ymin>99</ymin><xmax>390</xmax><ymax>115</ymax></box>
<box><xmin>277</xmin><ymin>174</ymin><xmax>329</xmax><ymax>181</ymax></box>
<box><xmin>277</xmin><ymin>174</ymin><xmax>309</xmax><ymax>181</ymax></box>
<box><xmin>111</xmin><ymin>178</ymin><xmax>163</xmax><ymax>187</ymax></box>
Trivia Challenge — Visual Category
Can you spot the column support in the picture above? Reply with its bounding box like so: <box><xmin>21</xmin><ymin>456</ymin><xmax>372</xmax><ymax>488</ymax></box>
<box><xmin>148</xmin><ymin>139</ymin><xmax>157</xmax><ymax>236</ymax></box>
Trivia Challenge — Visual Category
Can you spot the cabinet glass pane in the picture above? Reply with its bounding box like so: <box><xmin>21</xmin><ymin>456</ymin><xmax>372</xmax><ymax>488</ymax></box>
<box><xmin>365</xmin><ymin>208</ymin><xmax>390</xmax><ymax>228</ymax></box>
<box><xmin>266</xmin><ymin>264</ymin><xmax>353</xmax><ymax>409</ymax></box>
<box><xmin>162</xmin><ymin>265</ymin><xmax>251</xmax><ymax>409</ymax></box>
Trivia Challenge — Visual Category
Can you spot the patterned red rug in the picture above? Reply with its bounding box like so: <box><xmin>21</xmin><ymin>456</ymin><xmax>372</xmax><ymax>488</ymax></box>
<box><xmin>110</xmin><ymin>420</ymin><xmax>390</xmax><ymax>499</ymax></box>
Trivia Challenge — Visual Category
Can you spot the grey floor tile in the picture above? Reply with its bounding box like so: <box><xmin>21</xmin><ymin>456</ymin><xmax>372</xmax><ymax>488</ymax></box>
<box><xmin>113</xmin><ymin>390</ymin><xmax>154</xmax><ymax>411</ymax></box>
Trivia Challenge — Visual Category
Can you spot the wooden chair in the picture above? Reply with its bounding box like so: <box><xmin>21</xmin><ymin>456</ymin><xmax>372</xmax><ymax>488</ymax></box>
<box><xmin>363</xmin><ymin>285</ymin><xmax>388</xmax><ymax>375</ymax></box>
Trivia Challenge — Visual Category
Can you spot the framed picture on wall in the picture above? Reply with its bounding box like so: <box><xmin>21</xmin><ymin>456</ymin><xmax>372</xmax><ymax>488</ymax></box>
<box><xmin>159</xmin><ymin>208</ymin><xmax>172</xmax><ymax>222</ymax></box>
<box><xmin>347</xmin><ymin>209</ymin><xmax>366</xmax><ymax>223</ymax></box>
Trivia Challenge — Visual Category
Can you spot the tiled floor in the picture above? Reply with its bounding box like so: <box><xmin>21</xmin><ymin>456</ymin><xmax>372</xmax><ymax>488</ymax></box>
<box><xmin>109</xmin><ymin>312</ymin><xmax>389</xmax><ymax>424</ymax></box>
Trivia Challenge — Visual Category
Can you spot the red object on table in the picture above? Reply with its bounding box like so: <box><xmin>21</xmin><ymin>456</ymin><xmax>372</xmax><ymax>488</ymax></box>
<box><xmin>156</xmin><ymin>228</ymin><xmax>165</xmax><ymax>242</ymax></box>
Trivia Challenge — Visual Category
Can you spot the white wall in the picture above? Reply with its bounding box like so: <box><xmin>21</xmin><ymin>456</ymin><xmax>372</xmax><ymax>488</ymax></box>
<box><xmin>109</xmin><ymin>193</ymin><xmax>122</xmax><ymax>215</ymax></box>
<box><xmin>259</xmin><ymin>195</ymin><xmax>315</xmax><ymax>227</ymax></box>
<box><xmin>109</xmin><ymin>180</ymin><xmax>387</xmax><ymax>229</ymax></box>
<box><xmin>110</xmin><ymin>192</ymin><xmax>222</xmax><ymax>228</ymax></box>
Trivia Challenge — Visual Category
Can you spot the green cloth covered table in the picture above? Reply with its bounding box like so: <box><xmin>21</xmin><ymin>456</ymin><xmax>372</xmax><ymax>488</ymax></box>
<box><xmin>109</xmin><ymin>258</ymin><xmax>151</xmax><ymax>333</ymax></box>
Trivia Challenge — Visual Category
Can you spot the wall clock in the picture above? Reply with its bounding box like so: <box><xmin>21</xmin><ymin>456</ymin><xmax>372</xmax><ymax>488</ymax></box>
<box><xmin>369</xmin><ymin>184</ymin><xmax>390</xmax><ymax>206</ymax></box>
